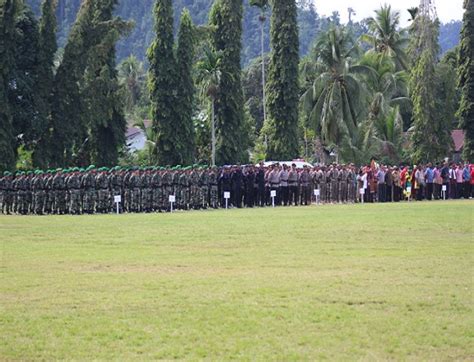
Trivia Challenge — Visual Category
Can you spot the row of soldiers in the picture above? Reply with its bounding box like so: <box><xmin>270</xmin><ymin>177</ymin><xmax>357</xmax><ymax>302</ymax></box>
<box><xmin>0</xmin><ymin>163</ymin><xmax>359</xmax><ymax>215</ymax></box>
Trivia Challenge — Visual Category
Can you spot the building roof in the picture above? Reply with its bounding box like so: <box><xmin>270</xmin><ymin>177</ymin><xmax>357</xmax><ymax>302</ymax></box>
<box><xmin>125</xmin><ymin>120</ymin><xmax>151</xmax><ymax>138</ymax></box>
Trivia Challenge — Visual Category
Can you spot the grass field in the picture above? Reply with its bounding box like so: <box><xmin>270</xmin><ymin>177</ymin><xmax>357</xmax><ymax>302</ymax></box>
<box><xmin>1</xmin><ymin>201</ymin><xmax>473</xmax><ymax>360</ymax></box>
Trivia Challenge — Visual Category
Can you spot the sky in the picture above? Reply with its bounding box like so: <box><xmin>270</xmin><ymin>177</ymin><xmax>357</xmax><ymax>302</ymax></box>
<box><xmin>312</xmin><ymin>0</ymin><xmax>464</xmax><ymax>26</ymax></box>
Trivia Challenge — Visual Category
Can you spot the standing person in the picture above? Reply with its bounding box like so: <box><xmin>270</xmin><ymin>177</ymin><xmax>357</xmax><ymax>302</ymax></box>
<box><xmin>424</xmin><ymin>163</ymin><xmax>434</xmax><ymax>201</ymax></box>
<box><xmin>288</xmin><ymin>163</ymin><xmax>299</xmax><ymax>206</ymax></box>
<box><xmin>392</xmin><ymin>167</ymin><xmax>401</xmax><ymax>202</ymax></box>
<box><xmin>231</xmin><ymin>166</ymin><xmax>244</xmax><ymax>208</ymax></box>
<box><xmin>255</xmin><ymin>163</ymin><xmax>265</xmax><ymax>207</ymax></box>
<box><xmin>1</xmin><ymin>172</ymin><xmax>13</xmax><ymax>214</ymax></box>
<box><xmin>299</xmin><ymin>165</ymin><xmax>311</xmax><ymax>206</ymax></box>
<box><xmin>67</xmin><ymin>169</ymin><xmax>82</xmax><ymax>215</ymax></box>
<box><xmin>53</xmin><ymin>169</ymin><xmax>67</xmax><ymax>215</ymax></box>
<box><xmin>456</xmin><ymin>164</ymin><xmax>464</xmax><ymax>199</ymax></box>
<box><xmin>267</xmin><ymin>164</ymin><xmax>280</xmax><ymax>205</ymax></box>
<box><xmin>415</xmin><ymin>165</ymin><xmax>425</xmax><ymax>201</ymax></box>
<box><xmin>440</xmin><ymin>162</ymin><xmax>450</xmax><ymax>199</ymax></box>
<box><xmin>449</xmin><ymin>163</ymin><xmax>457</xmax><ymax>199</ymax></box>
<box><xmin>199</xmin><ymin>166</ymin><xmax>210</xmax><ymax>210</ymax></box>
<box><xmin>470</xmin><ymin>164</ymin><xmax>474</xmax><ymax>198</ymax></box>
<box><xmin>208</xmin><ymin>167</ymin><xmax>219</xmax><ymax>209</ymax></box>
<box><xmin>433</xmin><ymin>164</ymin><xmax>442</xmax><ymax>200</ymax></box>
<box><xmin>279</xmin><ymin>164</ymin><xmax>289</xmax><ymax>206</ymax></box>
<box><xmin>219</xmin><ymin>167</ymin><xmax>232</xmax><ymax>207</ymax></box>
<box><xmin>376</xmin><ymin>166</ymin><xmax>386</xmax><ymax>202</ymax></box>
<box><xmin>462</xmin><ymin>163</ymin><xmax>471</xmax><ymax>199</ymax></box>
<box><xmin>385</xmin><ymin>167</ymin><xmax>393</xmax><ymax>202</ymax></box>
<box><xmin>244</xmin><ymin>166</ymin><xmax>255</xmax><ymax>208</ymax></box>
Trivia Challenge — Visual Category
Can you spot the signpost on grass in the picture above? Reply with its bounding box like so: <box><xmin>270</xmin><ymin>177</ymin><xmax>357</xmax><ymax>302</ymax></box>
<box><xmin>114</xmin><ymin>195</ymin><xmax>121</xmax><ymax>214</ymax></box>
<box><xmin>169</xmin><ymin>195</ymin><xmax>176</xmax><ymax>213</ymax></box>
<box><xmin>224</xmin><ymin>192</ymin><xmax>230</xmax><ymax>209</ymax></box>
<box><xmin>270</xmin><ymin>190</ymin><xmax>276</xmax><ymax>207</ymax></box>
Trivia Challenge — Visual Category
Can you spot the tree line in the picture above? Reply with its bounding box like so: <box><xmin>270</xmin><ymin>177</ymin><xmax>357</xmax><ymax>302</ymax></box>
<box><xmin>0</xmin><ymin>0</ymin><xmax>472</xmax><ymax>173</ymax></box>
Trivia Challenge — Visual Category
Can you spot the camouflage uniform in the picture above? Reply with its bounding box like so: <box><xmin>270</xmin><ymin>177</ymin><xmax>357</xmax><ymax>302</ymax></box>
<box><xmin>129</xmin><ymin>172</ymin><xmax>141</xmax><ymax>213</ymax></box>
<box><xmin>151</xmin><ymin>171</ymin><xmax>162</xmax><ymax>211</ymax></box>
<box><xmin>67</xmin><ymin>173</ymin><xmax>82</xmax><ymax>214</ymax></box>
<box><xmin>53</xmin><ymin>172</ymin><xmax>67</xmax><ymax>214</ymax></box>
<box><xmin>339</xmin><ymin>168</ymin><xmax>347</xmax><ymax>203</ymax></box>
<box><xmin>208</xmin><ymin>170</ymin><xmax>219</xmax><ymax>208</ymax></box>
<box><xmin>172</xmin><ymin>171</ymin><xmax>181</xmax><ymax>209</ymax></box>
<box><xmin>141</xmin><ymin>171</ymin><xmax>152</xmax><ymax>212</ymax></box>
<box><xmin>44</xmin><ymin>174</ymin><xmax>54</xmax><ymax>214</ymax></box>
<box><xmin>81</xmin><ymin>171</ymin><xmax>96</xmax><ymax>214</ymax></box>
<box><xmin>179</xmin><ymin>171</ymin><xmax>189</xmax><ymax>210</ymax></box>
<box><xmin>162</xmin><ymin>170</ymin><xmax>173</xmax><ymax>211</ymax></box>
<box><xmin>111</xmin><ymin>171</ymin><xmax>124</xmax><ymax>212</ymax></box>
<box><xmin>32</xmin><ymin>174</ymin><xmax>46</xmax><ymax>215</ymax></box>
<box><xmin>1</xmin><ymin>176</ymin><xmax>13</xmax><ymax>214</ymax></box>
<box><xmin>199</xmin><ymin>169</ymin><xmax>209</xmax><ymax>209</ymax></box>
<box><xmin>189</xmin><ymin>169</ymin><xmax>201</xmax><ymax>210</ymax></box>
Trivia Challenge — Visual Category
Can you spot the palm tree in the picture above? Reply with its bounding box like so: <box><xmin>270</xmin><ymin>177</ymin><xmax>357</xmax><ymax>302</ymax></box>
<box><xmin>249</xmin><ymin>0</ymin><xmax>269</xmax><ymax>129</ymax></box>
<box><xmin>134</xmin><ymin>118</ymin><xmax>156</xmax><ymax>164</ymax></box>
<box><xmin>118</xmin><ymin>55</ymin><xmax>145</xmax><ymax>113</ymax></box>
<box><xmin>301</xmin><ymin>26</ymin><xmax>371</xmax><ymax>156</ymax></box>
<box><xmin>361</xmin><ymin>5</ymin><xmax>410</xmax><ymax>70</ymax></box>
<box><xmin>358</xmin><ymin>52</ymin><xmax>408</xmax><ymax>162</ymax></box>
<box><xmin>196</xmin><ymin>46</ymin><xmax>222</xmax><ymax>167</ymax></box>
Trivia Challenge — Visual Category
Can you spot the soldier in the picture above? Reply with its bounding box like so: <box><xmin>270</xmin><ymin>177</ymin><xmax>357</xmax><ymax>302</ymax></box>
<box><xmin>208</xmin><ymin>167</ymin><xmax>219</xmax><ymax>209</ymax></box>
<box><xmin>219</xmin><ymin>167</ymin><xmax>232</xmax><ymax>207</ymax></box>
<box><xmin>66</xmin><ymin>168</ymin><xmax>80</xmax><ymax>214</ymax></box>
<box><xmin>199</xmin><ymin>166</ymin><xmax>209</xmax><ymax>209</ymax></box>
<box><xmin>299</xmin><ymin>166</ymin><xmax>311</xmax><ymax>206</ymax></box>
<box><xmin>162</xmin><ymin>167</ymin><xmax>173</xmax><ymax>211</ymax></box>
<box><xmin>255</xmin><ymin>163</ymin><xmax>265</xmax><ymax>207</ymax></box>
<box><xmin>151</xmin><ymin>167</ymin><xmax>162</xmax><ymax>212</ymax></box>
<box><xmin>244</xmin><ymin>166</ymin><xmax>255</xmax><ymax>207</ymax></box>
<box><xmin>172</xmin><ymin>167</ymin><xmax>181</xmax><ymax>209</ymax></box>
<box><xmin>25</xmin><ymin>171</ymin><xmax>34</xmax><ymax>214</ymax></box>
<box><xmin>231</xmin><ymin>166</ymin><xmax>244</xmax><ymax>208</ymax></box>
<box><xmin>279</xmin><ymin>164</ymin><xmax>289</xmax><ymax>206</ymax></box>
<box><xmin>130</xmin><ymin>168</ymin><xmax>142</xmax><ymax>213</ymax></box>
<box><xmin>111</xmin><ymin>166</ymin><xmax>124</xmax><ymax>212</ymax></box>
<box><xmin>1</xmin><ymin>172</ymin><xmax>13</xmax><ymax>215</ymax></box>
<box><xmin>32</xmin><ymin>170</ymin><xmax>46</xmax><ymax>215</ymax></box>
<box><xmin>328</xmin><ymin>164</ymin><xmax>339</xmax><ymax>203</ymax></box>
<box><xmin>339</xmin><ymin>165</ymin><xmax>347</xmax><ymax>204</ymax></box>
<box><xmin>288</xmin><ymin>164</ymin><xmax>299</xmax><ymax>206</ymax></box>
<box><xmin>53</xmin><ymin>169</ymin><xmax>67</xmax><ymax>214</ymax></box>
<box><xmin>141</xmin><ymin>168</ymin><xmax>152</xmax><ymax>213</ymax></box>
<box><xmin>0</xmin><ymin>172</ymin><xmax>6</xmax><ymax>213</ymax></box>
<box><xmin>123</xmin><ymin>168</ymin><xmax>132</xmax><ymax>213</ymax></box>
<box><xmin>44</xmin><ymin>170</ymin><xmax>54</xmax><ymax>214</ymax></box>
<box><xmin>189</xmin><ymin>166</ymin><xmax>201</xmax><ymax>210</ymax></box>
<box><xmin>81</xmin><ymin>166</ymin><xmax>97</xmax><ymax>214</ymax></box>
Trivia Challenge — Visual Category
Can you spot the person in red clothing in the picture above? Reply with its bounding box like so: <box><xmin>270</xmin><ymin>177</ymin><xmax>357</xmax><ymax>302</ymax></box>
<box><xmin>470</xmin><ymin>164</ymin><xmax>474</xmax><ymax>198</ymax></box>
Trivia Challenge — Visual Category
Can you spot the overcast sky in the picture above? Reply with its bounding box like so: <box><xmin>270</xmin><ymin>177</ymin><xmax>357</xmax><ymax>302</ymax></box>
<box><xmin>312</xmin><ymin>0</ymin><xmax>464</xmax><ymax>26</ymax></box>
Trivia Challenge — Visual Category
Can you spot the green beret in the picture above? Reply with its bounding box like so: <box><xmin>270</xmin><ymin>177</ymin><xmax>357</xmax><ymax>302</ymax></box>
<box><xmin>3</xmin><ymin>171</ymin><xmax>11</xmax><ymax>176</ymax></box>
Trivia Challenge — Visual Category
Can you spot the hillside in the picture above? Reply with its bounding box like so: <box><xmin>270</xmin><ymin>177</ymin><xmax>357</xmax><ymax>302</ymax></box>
<box><xmin>25</xmin><ymin>0</ymin><xmax>462</xmax><ymax>66</ymax></box>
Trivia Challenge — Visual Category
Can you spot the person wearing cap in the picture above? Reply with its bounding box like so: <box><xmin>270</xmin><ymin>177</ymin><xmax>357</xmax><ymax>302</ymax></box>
<box><xmin>31</xmin><ymin>171</ymin><xmax>45</xmax><ymax>215</ymax></box>
<box><xmin>1</xmin><ymin>171</ymin><xmax>14</xmax><ymax>215</ymax></box>
<box><xmin>208</xmin><ymin>166</ymin><xmax>219</xmax><ymax>209</ymax></box>
<box><xmin>53</xmin><ymin>169</ymin><xmax>67</xmax><ymax>214</ymax></box>
<box><xmin>81</xmin><ymin>167</ymin><xmax>96</xmax><ymax>214</ymax></box>
<box><xmin>279</xmin><ymin>164</ymin><xmax>289</xmax><ymax>206</ymax></box>
<box><xmin>255</xmin><ymin>162</ymin><xmax>265</xmax><ymax>207</ymax></box>
<box><xmin>199</xmin><ymin>166</ymin><xmax>210</xmax><ymax>210</ymax></box>
<box><xmin>140</xmin><ymin>168</ymin><xmax>152</xmax><ymax>213</ymax></box>
<box><xmin>66</xmin><ymin>168</ymin><xmax>82</xmax><ymax>215</ymax></box>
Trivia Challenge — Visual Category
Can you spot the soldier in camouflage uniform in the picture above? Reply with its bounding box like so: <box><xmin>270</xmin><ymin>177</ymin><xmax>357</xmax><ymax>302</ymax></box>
<box><xmin>162</xmin><ymin>168</ymin><xmax>173</xmax><ymax>212</ymax></box>
<box><xmin>95</xmin><ymin>168</ymin><xmax>110</xmax><ymax>213</ymax></box>
<box><xmin>172</xmin><ymin>167</ymin><xmax>181</xmax><ymax>209</ymax></box>
<box><xmin>208</xmin><ymin>167</ymin><xmax>219</xmax><ymax>209</ymax></box>
<box><xmin>110</xmin><ymin>167</ymin><xmax>124</xmax><ymax>212</ymax></box>
<box><xmin>129</xmin><ymin>169</ymin><xmax>141</xmax><ymax>213</ymax></box>
<box><xmin>339</xmin><ymin>165</ymin><xmax>347</xmax><ymax>204</ymax></box>
<box><xmin>32</xmin><ymin>171</ymin><xmax>46</xmax><ymax>215</ymax></box>
<box><xmin>81</xmin><ymin>167</ymin><xmax>96</xmax><ymax>214</ymax></box>
<box><xmin>151</xmin><ymin>168</ymin><xmax>162</xmax><ymax>212</ymax></box>
<box><xmin>25</xmin><ymin>171</ymin><xmax>34</xmax><ymax>214</ymax></box>
<box><xmin>53</xmin><ymin>169</ymin><xmax>67</xmax><ymax>214</ymax></box>
<box><xmin>141</xmin><ymin>168</ymin><xmax>152</xmax><ymax>212</ymax></box>
<box><xmin>199</xmin><ymin>167</ymin><xmax>209</xmax><ymax>209</ymax></box>
<box><xmin>189</xmin><ymin>166</ymin><xmax>201</xmax><ymax>210</ymax></box>
<box><xmin>179</xmin><ymin>168</ymin><xmax>190</xmax><ymax>210</ymax></box>
<box><xmin>67</xmin><ymin>168</ymin><xmax>83</xmax><ymax>215</ymax></box>
<box><xmin>43</xmin><ymin>171</ymin><xmax>54</xmax><ymax>214</ymax></box>
<box><xmin>327</xmin><ymin>165</ymin><xmax>338</xmax><ymax>203</ymax></box>
<box><xmin>1</xmin><ymin>172</ymin><xmax>13</xmax><ymax>214</ymax></box>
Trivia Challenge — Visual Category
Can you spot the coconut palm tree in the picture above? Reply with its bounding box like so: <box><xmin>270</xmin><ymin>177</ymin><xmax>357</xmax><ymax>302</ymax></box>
<box><xmin>361</xmin><ymin>5</ymin><xmax>410</xmax><ymax>71</ymax></box>
<box><xmin>134</xmin><ymin>118</ymin><xmax>156</xmax><ymax>164</ymax></box>
<box><xmin>301</xmin><ymin>26</ymin><xmax>372</xmax><ymax>156</ymax></box>
<box><xmin>249</xmin><ymin>0</ymin><xmax>269</xmax><ymax>129</ymax></box>
<box><xmin>196</xmin><ymin>46</ymin><xmax>222</xmax><ymax>167</ymax></box>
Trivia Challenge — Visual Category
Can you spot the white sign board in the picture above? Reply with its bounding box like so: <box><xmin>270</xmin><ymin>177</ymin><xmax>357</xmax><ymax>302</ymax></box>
<box><xmin>114</xmin><ymin>195</ymin><xmax>121</xmax><ymax>203</ymax></box>
<box><xmin>270</xmin><ymin>190</ymin><xmax>277</xmax><ymax>198</ymax></box>
<box><xmin>224</xmin><ymin>192</ymin><xmax>231</xmax><ymax>199</ymax></box>
<box><xmin>169</xmin><ymin>195</ymin><xmax>176</xmax><ymax>203</ymax></box>
<box><xmin>314</xmin><ymin>189</ymin><xmax>320</xmax><ymax>196</ymax></box>
<box><xmin>406</xmin><ymin>187</ymin><xmax>412</xmax><ymax>194</ymax></box>
<box><xmin>359</xmin><ymin>188</ymin><xmax>365</xmax><ymax>195</ymax></box>
<box><xmin>442</xmin><ymin>185</ymin><xmax>447</xmax><ymax>192</ymax></box>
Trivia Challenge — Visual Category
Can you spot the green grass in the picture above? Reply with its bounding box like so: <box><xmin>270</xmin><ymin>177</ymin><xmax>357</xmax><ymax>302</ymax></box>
<box><xmin>1</xmin><ymin>201</ymin><xmax>473</xmax><ymax>360</ymax></box>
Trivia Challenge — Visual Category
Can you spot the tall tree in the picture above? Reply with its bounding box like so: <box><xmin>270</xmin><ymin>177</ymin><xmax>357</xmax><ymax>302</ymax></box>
<box><xmin>457</xmin><ymin>0</ymin><xmax>474</xmax><ymax>161</ymax></box>
<box><xmin>83</xmin><ymin>0</ymin><xmax>131</xmax><ymax>167</ymax></box>
<box><xmin>409</xmin><ymin>4</ymin><xmax>451</xmax><ymax>162</ymax></box>
<box><xmin>0</xmin><ymin>0</ymin><xmax>19</xmax><ymax>171</ymax></box>
<box><xmin>301</xmin><ymin>27</ymin><xmax>368</xmax><ymax>154</ymax></box>
<box><xmin>362</xmin><ymin>5</ymin><xmax>409</xmax><ymax>71</ymax></box>
<box><xmin>266</xmin><ymin>0</ymin><xmax>300</xmax><ymax>160</ymax></box>
<box><xmin>33</xmin><ymin>0</ymin><xmax>57</xmax><ymax>167</ymax></box>
<box><xmin>175</xmin><ymin>8</ymin><xmax>196</xmax><ymax>165</ymax></box>
<box><xmin>209</xmin><ymin>0</ymin><xmax>247</xmax><ymax>164</ymax></box>
<box><xmin>147</xmin><ymin>0</ymin><xmax>180</xmax><ymax>165</ymax></box>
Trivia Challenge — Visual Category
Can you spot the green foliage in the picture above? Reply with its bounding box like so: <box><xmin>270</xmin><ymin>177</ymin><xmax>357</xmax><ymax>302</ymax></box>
<box><xmin>410</xmin><ymin>15</ymin><xmax>452</xmax><ymax>163</ymax></box>
<box><xmin>209</xmin><ymin>0</ymin><xmax>248</xmax><ymax>165</ymax></box>
<box><xmin>175</xmin><ymin>9</ymin><xmax>196</xmax><ymax>165</ymax></box>
<box><xmin>457</xmin><ymin>0</ymin><xmax>474</xmax><ymax>161</ymax></box>
<box><xmin>118</xmin><ymin>55</ymin><xmax>148</xmax><ymax>121</ymax></box>
<box><xmin>33</xmin><ymin>0</ymin><xmax>57</xmax><ymax>168</ymax></box>
<box><xmin>0</xmin><ymin>0</ymin><xmax>19</xmax><ymax>172</ymax></box>
<box><xmin>147</xmin><ymin>0</ymin><xmax>181</xmax><ymax>166</ymax></box>
<box><xmin>265</xmin><ymin>0</ymin><xmax>300</xmax><ymax>160</ymax></box>
<box><xmin>361</xmin><ymin>5</ymin><xmax>409</xmax><ymax>70</ymax></box>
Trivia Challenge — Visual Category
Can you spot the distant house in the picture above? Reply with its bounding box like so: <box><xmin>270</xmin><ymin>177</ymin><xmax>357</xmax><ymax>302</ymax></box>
<box><xmin>126</xmin><ymin>120</ymin><xmax>151</xmax><ymax>152</ymax></box>
<box><xmin>451</xmin><ymin>129</ymin><xmax>465</xmax><ymax>162</ymax></box>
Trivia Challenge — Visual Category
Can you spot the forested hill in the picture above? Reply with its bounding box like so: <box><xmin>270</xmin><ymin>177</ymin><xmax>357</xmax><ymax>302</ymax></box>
<box><xmin>26</xmin><ymin>0</ymin><xmax>461</xmax><ymax>66</ymax></box>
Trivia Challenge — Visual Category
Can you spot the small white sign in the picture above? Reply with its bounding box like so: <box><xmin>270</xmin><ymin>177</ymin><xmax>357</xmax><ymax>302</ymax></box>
<box><xmin>442</xmin><ymin>185</ymin><xmax>447</xmax><ymax>192</ymax></box>
<box><xmin>270</xmin><ymin>190</ymin><xmax>277</xmax><ymax>198</ymax></box>
<box><xmin>224</xmin><ymin>192</ymin><xmax>231</xmax><ymax>199</ymax></box>
<box><xmin>169</xmin><ymin>195</ymin><xmax>176</xmax><ymax>203</ymax></box>
<box><xmin>114</xmin><ymin>195</ymin><xmax>121</xmax><ymax>203</ymax></box>
<box><xmin>406</xmin><ymin>187</ymin><xmax>412</xmax><ymax>193</ymax></box>
<box><xmin>314</xmin><ymin>189</ymin><xmax>320</xmax><ymax>196</ymax></box>
<box><xmin>359</xmin><ymin>188</ymin><xmax>365</xmax><ymax>195</ymax></box>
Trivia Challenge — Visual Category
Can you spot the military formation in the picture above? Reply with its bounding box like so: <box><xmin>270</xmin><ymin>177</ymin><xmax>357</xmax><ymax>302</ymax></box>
<box><xmin>0</xmin><ymin>163</ymin><xmax>365</xmax><ymax>215</ymax></box>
